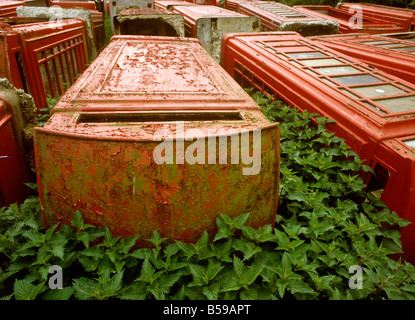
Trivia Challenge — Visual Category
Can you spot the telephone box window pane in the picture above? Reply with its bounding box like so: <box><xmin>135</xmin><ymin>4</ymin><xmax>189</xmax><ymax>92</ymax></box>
<box><xmin>286</xmin><ymin>51</ymin><xmax>327</xmax><ymax>59</ymax></box>
<box><xmin>301</xmin><ymin>58</ymin><xmax>342</xmax><ymax>66</ymax></box>
<box><xmin>378</xmin><ymin>43</ymin><xmax>403</xmax><ymax>48</ymax></box>
<box><xmin>394</xmin><ymin>46</ymin><xmax>415</xmax><ymax>51</ymax></box>
<box><xmin>361</xmin><ymin>40</ymin><xmax>391</xmax><ymax>45</ymax></box>
<box><xmin>404</xmin><ymin>139</ymin><xmax>415</xmax><ymax>149</ymax></box>
<box><xmin>316</xmin><ymin>66</ymin><xmax>360</xmax><ymax>75</ymax></box>
<box><xmin>332</xmin><ymin>74</ymin><xmax>382</xmax><ymax>86</ymax></box>
<box><xmin>339</xmin><ymin>88</ymin><xmax>360</xmax><ymax>99</ymax></box>
<box><xmin>374</xmin><ymin>96</ymin><xmax>415</xmax><ymax>113</ymax></box>
<box><xmin>352</xmin><ymin>84</ymin><xmax>406</xmax><ymax>98</ymax></box>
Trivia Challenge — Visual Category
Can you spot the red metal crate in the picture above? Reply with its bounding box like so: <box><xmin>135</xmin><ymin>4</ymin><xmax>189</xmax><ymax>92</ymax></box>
<box><xmin>312</xmin><ymin>33</ymin><xmax>415</xmax><ymax>84</ymax></box>
<box><xmin>237</xmin><ymin>1</ymin><xmax>339</xmax><ymax>36</ymax></box>
<box><xmin>34</xmin><ymin>35</ymin><xmax>280</xmax><ymax>244</ymax></box>
<box><xmin>171</xmin><ymin>5</ymin><xmax>261</xmax><ymax>62</ymax></box>
<box><xmin>113</xmin><ymin>8</ymin><xmax>185</xmax><ymax>37</ymax></box>
<box><xmin>294</xmin><ymin>5</ymin><xmax>407</xmax><ymax>34</ymax></box>
<box><xmin>0</xmin><ymin>18</ymin><xmax>90</xmax><ymax>111</ymax></box>
<box><xmin>338</xmin><ymin>2</ymin><xmax>415</xmax><ymax>32</ymax></box>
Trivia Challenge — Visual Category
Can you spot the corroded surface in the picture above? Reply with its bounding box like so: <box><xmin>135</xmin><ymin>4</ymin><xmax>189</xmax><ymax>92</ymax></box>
<box><xmin>52</xmin><ymin>36</ymin><xmax>260</xmax><ymax>112</ymax></box>
<box><xmin>35</xmin><ymin>36</ymin><xmax>280</xmax><ymax>244</ymax></box>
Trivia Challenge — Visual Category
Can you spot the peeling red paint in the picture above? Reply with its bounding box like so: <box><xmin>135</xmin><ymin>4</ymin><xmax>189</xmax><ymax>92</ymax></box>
<box><xmin>34</xmin><ymin>36</ymin><xmax>280</xmax><ymax>244</ymax></box>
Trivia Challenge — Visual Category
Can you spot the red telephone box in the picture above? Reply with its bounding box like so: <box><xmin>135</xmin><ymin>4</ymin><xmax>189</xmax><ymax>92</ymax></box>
<box><xmin>312</xmin><ymin>33</ymin><xmax>415</xmax><ymax>84</ymax></box>
<box><xmin>294</xmin><ymin>5</ymin><xmax>406</xmax><ymax>34</ymax></box>
<box><xmin>237</xmin><ymin>1</ymin><xmax>339</xmax><ymax>36</ymax></box>
<box><xmin>34</xmin><ymin>35</ymin><xmax>280</xmax><ymax>244</ymax></box>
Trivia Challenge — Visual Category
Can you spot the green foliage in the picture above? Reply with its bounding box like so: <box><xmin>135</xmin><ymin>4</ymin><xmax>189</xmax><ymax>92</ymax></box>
<box><xmin>1</xmin><ymin>95</ymin><xmax>415</xmax><ymax>300</ymax></box>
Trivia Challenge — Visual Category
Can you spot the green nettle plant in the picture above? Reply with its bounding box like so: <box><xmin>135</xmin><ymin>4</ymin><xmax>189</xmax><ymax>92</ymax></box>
<box><xmin>1</xmin><ymin>94</ymin><xmax>415</xmax><ymax>300</ymax></box>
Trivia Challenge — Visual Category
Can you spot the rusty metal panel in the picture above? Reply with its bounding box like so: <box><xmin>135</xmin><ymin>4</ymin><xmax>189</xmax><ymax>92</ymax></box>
<box><xmin>52</xmin><ymin>35</ymin><xmax>263</xmax><ymax>113</ymax></box>
<box><xmin>237</xmin><ymin>1</ymin><xmax>339</xmax><ymax>36</ymax></box>
<box><xmin>171</xmin><ymin>5</ymin><xmax>261</xmax><ymax>63</ymax></box>
<box><xmin>34</xmin><ymin>35</ymin><xmax>280</xmax><ymax>243</ymax></box>
<box><xmin>154</xmin><ymin>0</ymin><xmax>197</xmax><ymax>11</ymax></box>
<box><xmin>3</xmin><ymin>18</ymin><xmax>90</xmax><ymax>111</ymax></box>
<box><xmin>312</xmin><ymin>33</ymin><xmax>415</xmax><ymax>85</ymax></box>
<box><xmin>294</xmin><ymin>5</ymin><xmax>407</xmax><ymax>34</ymax></box>
<box><xmin>113</xmin><ymin>8</ymin><xmax>185</xmax><ymax>37</ymax></box>
<box><xmin>338</xmin><ymin>3</ymin><xmax>415</xmax><ymax>32</ymax></box>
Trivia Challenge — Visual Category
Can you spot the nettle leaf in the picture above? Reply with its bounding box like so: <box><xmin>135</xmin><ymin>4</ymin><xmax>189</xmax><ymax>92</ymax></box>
<box><xmin>72</xmin><ymin>277</ymin><xmax>99</xmax><ymax>300</ymax></box>
<box><xmin>210</xmin><ymin>239</ymin><xmax>233</xmax><ymax>263</ymax></box>
<box><xmin>188</xmin><ymin>263</ymin><xmax>209</xmax><ymax>286</ymax></box>
<box><xmin>130</xmin><ymin>248</ymin><xmax>151</xmax><ymax>260</ymax></box>
<box><xmin>103</xmin><ymin>227</ymin><xmax>120</xmax><ymax>248</ymax></box>
<box><xmin>228</xmin><ymin>257</ymin><xmax>263</xmax><ymax>290</ymax></box>
<box><xmin>146</xmin><ymin>230</ymin><xmax>168</xmax><ymax>247</ymax></box>
<box><xmin>13</xmin><ymin>279</ymin><xmax>44</xmax><ymax>300</ymax></box>
<box><xmin>149</xmin><ymin>272</ymin><xmax>182</xmax><ymax>299</ymax></box>
<box><xmin>176</xmin><ymin>241</ymin><xmax>196</xmax><ymax>260</ymax></box>
<box><xmin>192</xmin><ymin>230</ymin><xmax>214</xmax><ymax>260</ymax></box>
<box><xmin>189</xmin><ymin>260</ymin><xmax>224</xmax><ymax>286</ymax></box>
<box><xmin>120</xmin><ymin>282</ymin><xmax>147</xmax><ymax>300</ymax></box>
<box><xmin>242</xmin><ymin>225</ymin><xmax>277</xmax><ymax>243</ymax></box>
<box><xmin>288</xmin><ymin>279</ymin><xmax>317</xmax><ymax>297</ymax></box>
<box><xmin>214</xmin><ymin>215</ymin><xmax>232</xmax><ymax>242</ymax></box>
<box><xmin>202</xmin><ymin>282</ymin><xmax>220</xmax><ymax>300</ymax></box>
<box><xmin>117</xmin><ymin>236</ymin><xmax>139</xmax><ymax>255</ymax></box>
<box><xmin>232</xmin><ymin>238</ymin><xmax>262</xmax><ymax>260</ymax></box>
<box><xmin>71</xmin><ymin>211</ymin><xmax>84</xmax><ymax>230</ymax></box>
<box><xmin>42</xmin><ymin>287</ymin><xmax>74</xmax><ymax>300</ymax></box>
